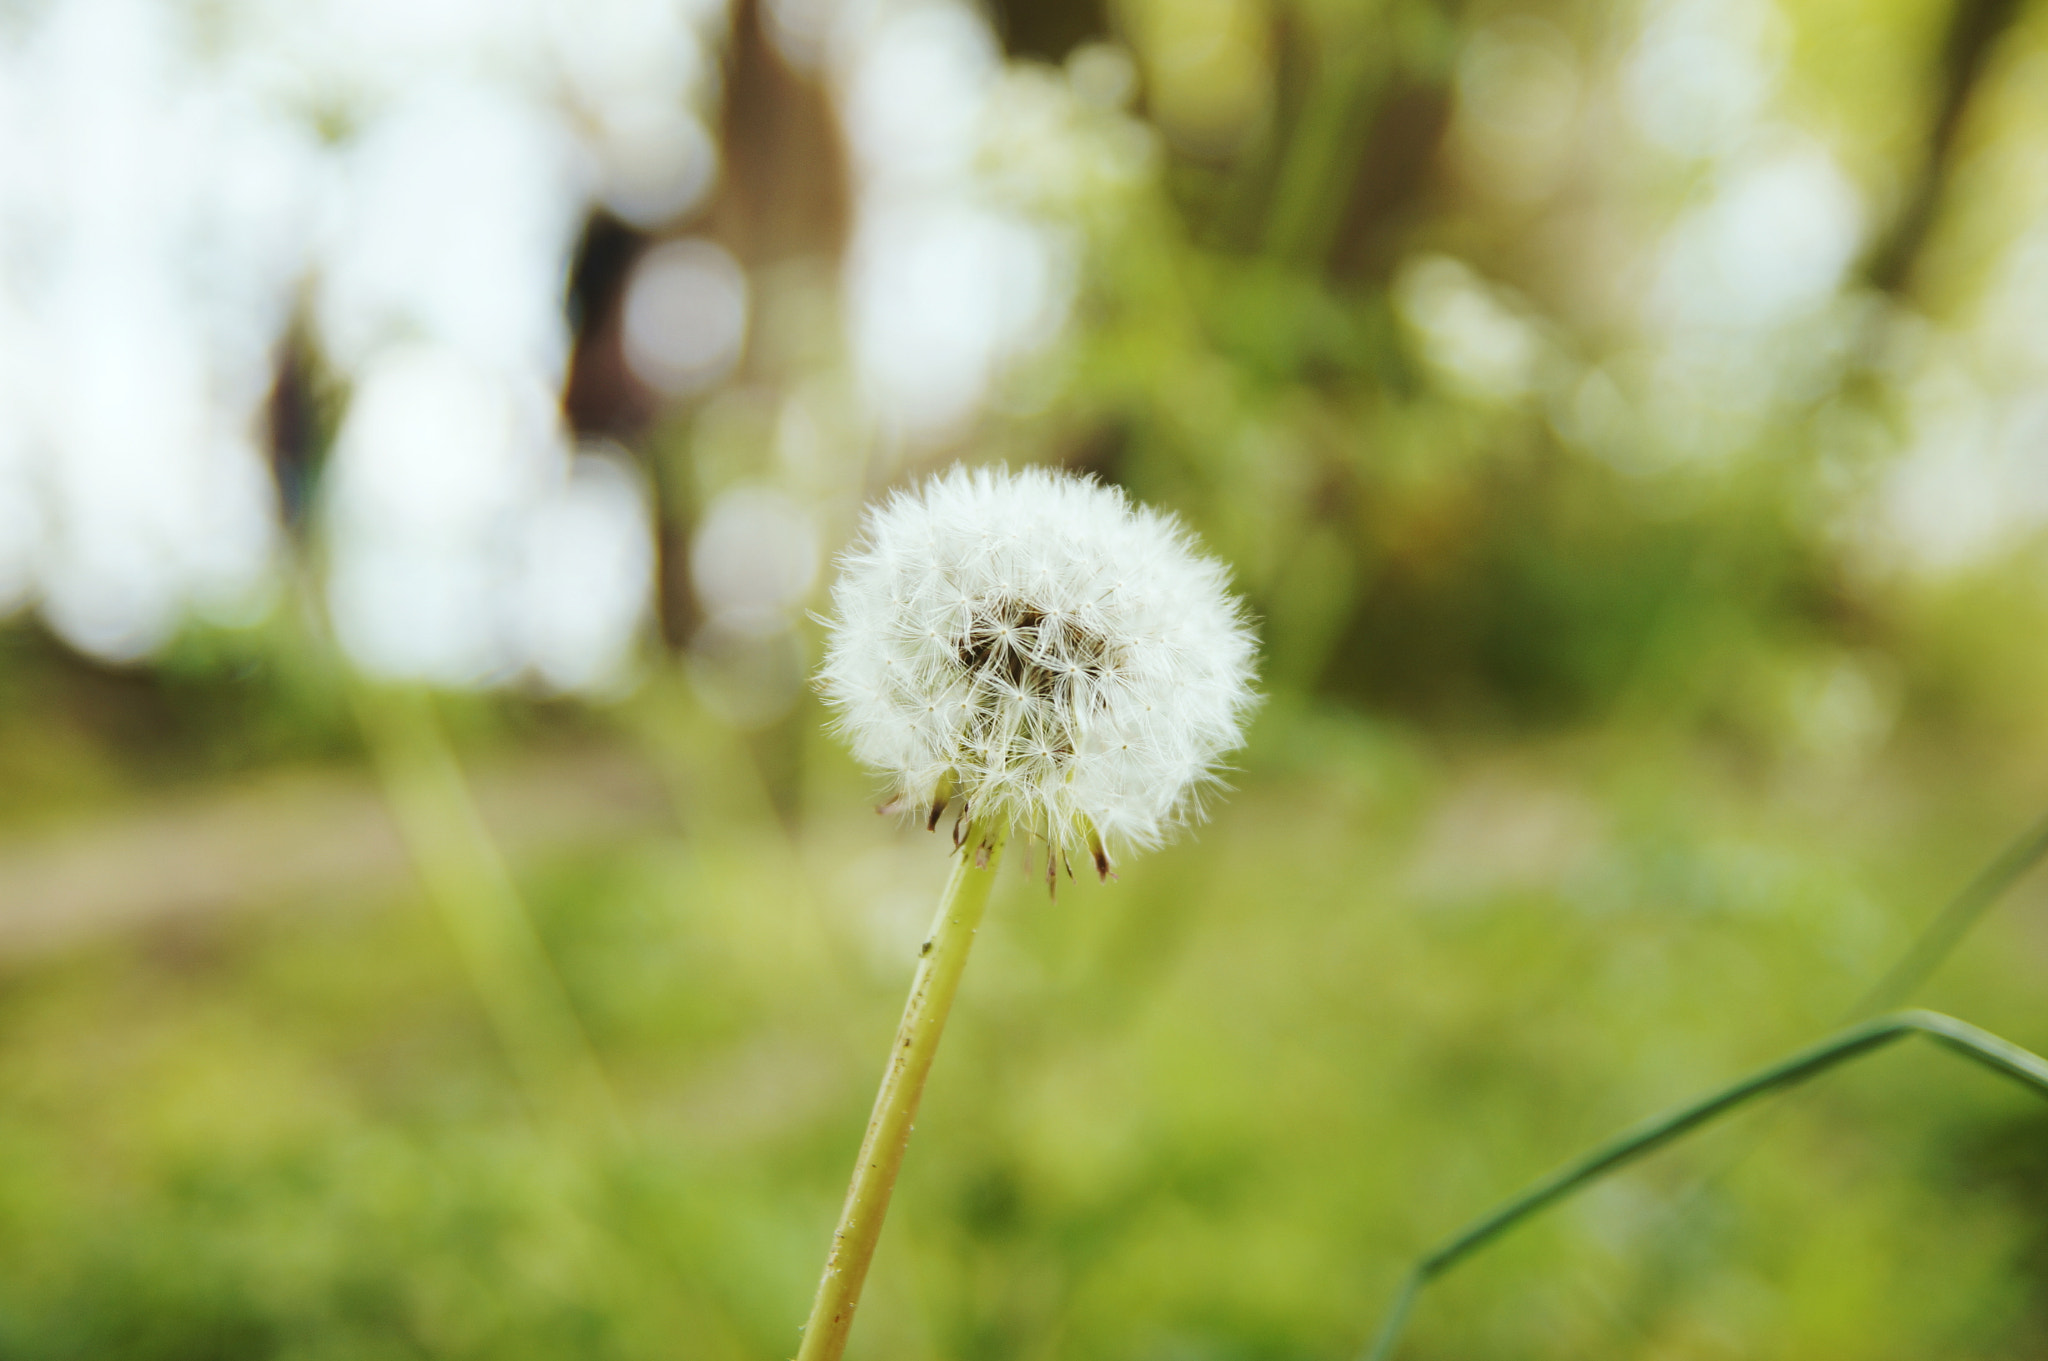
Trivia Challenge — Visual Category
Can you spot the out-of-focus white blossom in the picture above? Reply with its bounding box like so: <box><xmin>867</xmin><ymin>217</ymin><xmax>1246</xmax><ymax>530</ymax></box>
<box><xmin>818</xmin><ymin>465</ymin><xmax>1257</xmax><ymax>876</ymax></box>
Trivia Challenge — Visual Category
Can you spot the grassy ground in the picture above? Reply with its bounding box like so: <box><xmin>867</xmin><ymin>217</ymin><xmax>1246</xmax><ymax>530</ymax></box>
<box><xmin>0</xmin><ymin>633</ymin><xmax>2044</xmax><ymax>1360</ymax></box>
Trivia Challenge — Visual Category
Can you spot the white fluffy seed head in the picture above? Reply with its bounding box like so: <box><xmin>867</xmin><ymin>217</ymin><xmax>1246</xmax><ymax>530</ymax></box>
<box><xmin>818</xmin><ymin>465</ymin><xmax>1258</xmax><ymax>865</ymax></box>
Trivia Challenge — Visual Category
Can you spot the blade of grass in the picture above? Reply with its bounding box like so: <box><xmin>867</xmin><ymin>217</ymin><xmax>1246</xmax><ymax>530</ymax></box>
<box><xmin>1359</xmin><ymin>1010</ymin><xmax>2048</xmax><ymax>1361</ymax></box>
<box><xmin>1849</xmin><ymin>807</ymin><xmax>2048</xmax><ymax>1017</ymax></box>
<box><xmin>1592</xmin><ymin>805</ymin><xmax>2048</xmax><ymax>1340</ymax></box>
<box><xmin>356</xmin><ymin>683</ymin><xmax>621</xmax><ymax>1142</ymax></box>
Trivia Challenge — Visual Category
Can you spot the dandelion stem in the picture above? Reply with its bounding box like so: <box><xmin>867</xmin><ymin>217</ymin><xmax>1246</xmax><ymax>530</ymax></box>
<box><xmin>797</xmin><ymin>819</ymin><xmax>1008</xmax><ymax>1361</ymax></box>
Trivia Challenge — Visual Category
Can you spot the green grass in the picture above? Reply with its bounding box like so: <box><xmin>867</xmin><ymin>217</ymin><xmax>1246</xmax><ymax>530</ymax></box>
<box><xmin>0</xmin><ymin>671</ymin><xmax>2043</xmax><ymax>1358</ymax></box>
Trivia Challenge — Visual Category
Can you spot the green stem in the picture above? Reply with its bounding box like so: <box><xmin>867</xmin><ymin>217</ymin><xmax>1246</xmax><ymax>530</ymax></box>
<box><xmin>355</xmin><ymin>684</ymin><xmax>620</xmax><ymax>1141</ymax></box>
<box><xmin>1360</xmin><ymin>1010</ymin><xmax>2048</xmax><ymax>1361</ymax></box>
<box><xmin>797</xmin><ymin>820</ymin><xmax>1008</xmax><ymax>1361</ymax></box>
<box><xmin>1260</xmin><ymin>41</ymin><xmax>1382</xmax><ymax>267</ymax></box>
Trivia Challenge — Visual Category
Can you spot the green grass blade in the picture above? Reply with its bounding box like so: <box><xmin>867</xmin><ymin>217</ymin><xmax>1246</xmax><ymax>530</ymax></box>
<box><xmin>1359</xmin><ymin>1010</ymin><xmax>2048</xmax><ymax>1361</ymax></box>
<box><xmin>1850</xmin><ymin>811</ymin><xmax>2048</xmax><ymax>1016</ymax></box>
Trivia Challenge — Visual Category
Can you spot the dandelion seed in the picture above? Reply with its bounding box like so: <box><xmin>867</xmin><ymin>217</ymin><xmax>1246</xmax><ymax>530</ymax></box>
<box><xmin>819</xmin><ymin>464</ymin><xmax>1258</xmax><ymax>877</ymax></box>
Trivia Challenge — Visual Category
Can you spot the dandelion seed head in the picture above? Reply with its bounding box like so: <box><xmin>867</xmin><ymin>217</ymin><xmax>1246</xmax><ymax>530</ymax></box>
<box><xmin>819</xmin><ymin>465</ymin><xmax>1258</xmax><ymax>862</ymax></box>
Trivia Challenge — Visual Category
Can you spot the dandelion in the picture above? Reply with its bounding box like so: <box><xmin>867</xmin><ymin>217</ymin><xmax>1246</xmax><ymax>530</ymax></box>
<box><xmin>795</xmin><ymin>465</ymin><xmax>1257</xmax><ymax>1361</ymax></box>
<box><xmin>819</xmin><ymin>463</ymin><xmax>1258</xmax><ymax>881</ymax></box>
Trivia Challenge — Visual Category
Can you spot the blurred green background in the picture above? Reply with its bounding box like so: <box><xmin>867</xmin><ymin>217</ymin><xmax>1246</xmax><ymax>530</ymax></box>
<box><xmin>5</xmin><ymin>0</ymin><xmax>2048</xmax><ymax>1357</ymax></box>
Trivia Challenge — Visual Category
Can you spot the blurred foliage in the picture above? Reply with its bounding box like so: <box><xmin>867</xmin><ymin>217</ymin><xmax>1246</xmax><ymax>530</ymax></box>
<box><xmin>4</xmin><ymin>0</ymin><xmax>2048</xmax><ymax>1358</ymax></box>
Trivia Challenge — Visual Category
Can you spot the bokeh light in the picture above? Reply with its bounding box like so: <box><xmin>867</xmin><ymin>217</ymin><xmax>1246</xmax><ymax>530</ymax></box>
<box><xmin>621</xmin><ymin>237</ymin><xmax>750</xmax><ymax>397</ymax></box>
